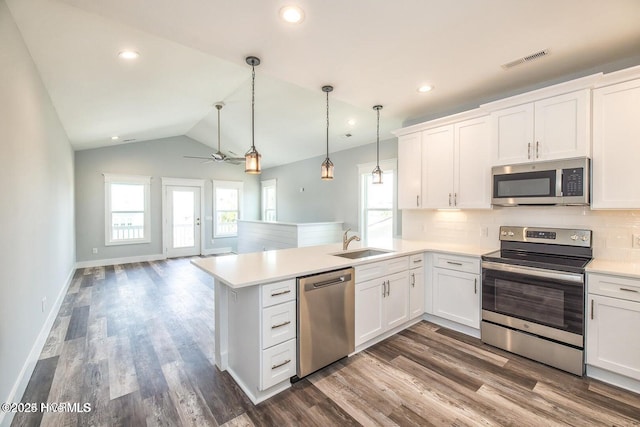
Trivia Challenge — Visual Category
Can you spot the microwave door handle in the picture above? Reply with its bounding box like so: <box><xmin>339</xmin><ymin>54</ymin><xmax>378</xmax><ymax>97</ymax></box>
<box><xmin>556</xmin><ymin>169</ymin><xmax>563</xmax><ymax>197</ymax></box>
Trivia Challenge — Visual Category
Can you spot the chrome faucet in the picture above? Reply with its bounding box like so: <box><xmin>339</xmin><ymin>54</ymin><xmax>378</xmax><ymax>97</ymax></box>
<box><xmin>343</xmin><ymin>228</ymin><xmax>361</xmax><ymax>250</ymax></box>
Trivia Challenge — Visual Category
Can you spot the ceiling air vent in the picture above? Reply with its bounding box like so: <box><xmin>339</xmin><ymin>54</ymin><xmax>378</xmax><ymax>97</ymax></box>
<box><xmin>502</xmin><ymin>49</ymin><xmax>550</xmax><ymax>70</ymax></box>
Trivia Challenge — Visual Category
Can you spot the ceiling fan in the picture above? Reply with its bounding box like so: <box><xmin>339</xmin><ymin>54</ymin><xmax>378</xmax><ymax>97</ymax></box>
<box><xmin>184</xmin><ymin>103</ymin><xmax>245</xmax><ymax>165</ymax></box>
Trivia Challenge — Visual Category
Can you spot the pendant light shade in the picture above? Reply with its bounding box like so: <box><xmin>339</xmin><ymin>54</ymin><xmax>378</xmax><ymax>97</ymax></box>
<box><xmin>321</xmin><ymin>85</ymin><xmax>334</xmax><ymax>180</ymax></box>
<box><xmin>372</xmin><ymin>105</ymin><xmax>384</xmax><ymax>184</ymax></box>
<box><xmin>245</xmin><ymin>56</ymin><xmax>262</xmax><ymax>174</ymax></box>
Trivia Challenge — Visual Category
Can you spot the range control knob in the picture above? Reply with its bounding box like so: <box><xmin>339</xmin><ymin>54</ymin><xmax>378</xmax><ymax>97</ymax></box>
<box><xmin>507</xmin><ymin>231</ymin><xmax>515</xmax><ymax>237</ymax></box>
<box><xmin>501</xmin><ymin>230</ymin><xmax>508</xmax><ymax>236</ymax></box>
<box><xmin>582</xmin><ymin>235</ymin><xmax>589</xmax><ymax>242</ymax></box>
<box><xmin>570</xmin><ymin>234</ymin><xmax>579</xmax><ymax>241</ymax></box>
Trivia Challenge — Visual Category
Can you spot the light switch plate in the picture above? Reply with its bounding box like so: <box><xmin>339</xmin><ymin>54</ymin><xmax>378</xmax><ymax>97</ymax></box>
<box><xmin>633</xmin><ymin>234</ymin><xmax>640</xmax><ymax>249</ymax></box>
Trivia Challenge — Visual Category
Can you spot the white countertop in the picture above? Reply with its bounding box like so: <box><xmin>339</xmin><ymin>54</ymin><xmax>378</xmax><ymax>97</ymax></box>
<box><xmin>587</xmin><ymin>259</ymin><xmax>640</xmax><ymax>279</ymax></box>
<box><xmin>191</xmin><ymin>239</ymin><xmax>497</xmax><ymax>289</ymax></box>
<box><xmin>237</xmin><ymin>220</ymin><xmax>343</xmax><ymax>226</ymax></box>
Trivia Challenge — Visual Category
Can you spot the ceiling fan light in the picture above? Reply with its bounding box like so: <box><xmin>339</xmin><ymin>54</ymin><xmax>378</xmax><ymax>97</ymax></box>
<box><xmin>245</xmin><ymin>146</ymin><xmax>261</xmax><ymax>174</ymax></box>
<box><xmin>372</xmin><ymin>165</ymin><xmax>383</xmax><ymax>184</ymax></box>
<box><xmin>321</xmin><ymin>157</ymin><xmax>334</xmax><ymax>180</ymax></box>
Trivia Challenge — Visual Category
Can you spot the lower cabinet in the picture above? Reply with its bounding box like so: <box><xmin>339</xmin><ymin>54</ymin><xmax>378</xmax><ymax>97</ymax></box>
<box><xmin>431</xmin><ymin>253</ymin><xmax>480</xmax><ymax>329</ymax></box>
<box><xmin>409</xmin><ymin>253</ymin><xmax>425</xmax><ymax>319</ymax></box>
<box><xmin>586</xmin><ymin>273</ymin><xmax>640</xmax><ymax>382</ymax></box>
<box><xmin>354</xmin><ymin>257</ymin><xmax>410</xmax><ymax>347</ymax></box>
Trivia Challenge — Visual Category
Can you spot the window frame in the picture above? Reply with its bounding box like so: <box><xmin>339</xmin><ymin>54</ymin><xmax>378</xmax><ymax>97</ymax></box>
<box><xmin>104</xmin><ymin>173</ymin><xmax>151</xmax><ymax>246</ymax></box>
<box><xmin>213</xmin><ymin>180</ymin><xmax>244</xmax><ymax>238</ymax></box>
<box><xmin>357</xmin><ymin>159</ymin><xmax>398</xmax><ymax>242</ymax></box>
<box><xmin>261</xmin><ymin>179</ymin><xmax>277</xmax><ymax>221</ymax></box>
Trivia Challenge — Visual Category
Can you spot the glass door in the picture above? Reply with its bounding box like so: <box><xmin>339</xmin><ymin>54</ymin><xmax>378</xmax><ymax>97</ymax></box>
<box><xmin>166</xmin><ymin>186</ymin><xmax>201</xmax><ymax>258</ymax></box>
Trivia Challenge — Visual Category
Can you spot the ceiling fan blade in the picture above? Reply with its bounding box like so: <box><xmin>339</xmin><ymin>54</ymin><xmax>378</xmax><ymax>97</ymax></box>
<box><xmin>184</xmin><ymin>155</ymin><xmax>214</xmax><ymax>160</ymax></box>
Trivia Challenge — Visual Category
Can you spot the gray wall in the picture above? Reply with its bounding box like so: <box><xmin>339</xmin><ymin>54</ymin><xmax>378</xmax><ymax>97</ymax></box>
<box><xmin>74</xmin><ymin>136</ymin><xmax>260</xmax><ymax>262</ymax></box>
<box><xmin>0</xmin><ymin>1</ymin><xmax>76</xmax><ymax>418</ymax></box>
<box><xmin>261</xmin><ymin>138</ymin><xmax>398</xmax><ymax>235</ymax></box>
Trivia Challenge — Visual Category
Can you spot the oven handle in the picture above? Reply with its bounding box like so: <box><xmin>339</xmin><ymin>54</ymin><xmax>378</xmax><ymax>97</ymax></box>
<box><xmin>482</xmin><ymin>261</ymin><xmax>584</xmax><ymax>284</ymax></box>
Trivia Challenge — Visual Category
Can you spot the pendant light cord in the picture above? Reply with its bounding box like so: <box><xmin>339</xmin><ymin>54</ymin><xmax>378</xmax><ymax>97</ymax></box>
<box><xmin>251</xmin><ymin>63</ymin><xmax>256</xmax><ymax>150</ymax></box>
<box><xmin>376</xmin><ymin>107</ymin><xmax>380</xmax><ymax>166</ymax></box>
<box><xmin>325</xmin><ymin>89</ymin><xmax>329</xmax><ymax>158</ymax></box>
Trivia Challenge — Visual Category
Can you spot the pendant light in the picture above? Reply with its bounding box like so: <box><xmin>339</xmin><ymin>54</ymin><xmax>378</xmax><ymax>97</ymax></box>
<box><xmin>321</xmin><ymin>85</ymin><xmax>334</xmax><ymax>180</ymax></box>
<box><xmin>245</xmin><ymin>56</ymin><xmax>262</xmax><ymax>174</ymax></box>
<box><xmin>372</xmin><ymin>105</ymin><xmax>383</xmax><ymax>184</ymax></box>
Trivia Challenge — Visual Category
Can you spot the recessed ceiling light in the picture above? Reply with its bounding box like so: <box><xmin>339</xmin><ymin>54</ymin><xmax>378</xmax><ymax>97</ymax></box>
<box><xmin>111</xmin><ymin>136</ymin><xmax>119</xmax><ymax>141</ymax></box>
<box><xmin>417</xmin><ymin>85</ymin><xmax>433</xmax><ymax>93</ymax></box>
<box><xmin>118</xmin><ymin>50</ymin><xmax>140</xmax><ymax>60</ymax></box>
<box><xmin>279</xmin><ymin>5</ymin><xmax>304</xmax><ymax>23</ymax></box>
<box><xmin>347</xmin><ymin>119</ymin><xmax>356</xmax><ymax>126</ymax></box>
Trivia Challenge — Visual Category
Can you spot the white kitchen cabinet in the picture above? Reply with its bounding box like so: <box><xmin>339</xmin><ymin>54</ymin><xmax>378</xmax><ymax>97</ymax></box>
<box><xmin>491</xmin><ymin>90</ymin><xmax>590</xmax><ymax>165</ymax></box>
<box><xmin>587</xmin><ymin>273</ymin><xmax>640</xmax><ymax>382</ymax></box>
<box><xmin>422</xmin><ymin>117</ymin><xmax>491</xmax><ymax>209</ymax></box>
<box><xmin>409</xmin><ymin>253</ymin><xmax>425</xmax><ymax>319</ymax></box>
<box><xmin>354</xmin><ymin>257</ymin><xmax>410</xmax><ymax>347</ymax></box>
<box><xmin>398</xmin><ymin>132</ymin><xmax>423</xmax><ymax>209</ymax></box>
<box><xmin>431</xmin><ymin>253</ymin><xmax>480</xmax><ymax>329</ymax></box>
<box><xmin>592</xmin><ymin>77</ymin><xmax>640</xmax><ymax>209</ymax></box>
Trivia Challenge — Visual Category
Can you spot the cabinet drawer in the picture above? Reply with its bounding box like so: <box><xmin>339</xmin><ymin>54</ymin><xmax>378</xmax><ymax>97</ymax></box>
<box><xmin>588</xmin><ymin>273</ymin><xmax>640</xmax><ymax>303</ymax></box>
<box><xmin>261</xmin><ymin>339</ymin><xmax>296</xmax><ymax>390</ymax></box>
<box><xmin>261</xmin><ymin>279</ymin><xmax>296</xmax><ymax>308</ymax></box>
<box><xmin>262</xmin><ymin>301</ymin><xmax>296</xmax><ymax>349</ymax></box>
<box><xmin>355</xmin><ymin>256</ymin><xmax>409</xmax><ymax>283</ymax></box>
<box><xmin>433</xmin><ymin>253</ymin><xmax>480</xmax><ymax>274</ymax></box>
<box><xmin>409</xmin><ymin>253</ymin><xmax>424</xmax><ymax>269</ymax></box>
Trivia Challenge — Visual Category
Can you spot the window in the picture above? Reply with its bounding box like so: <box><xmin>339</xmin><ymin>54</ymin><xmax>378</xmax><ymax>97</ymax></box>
<box><xmin>358</xmin><ymin>160</ymin><xmax>397</xmax><ymax>244</ymax></box>
<box><xmin>104</xmin><ymin>174</ymin><xmax>151</xmax><ymax>245</ymax></box>
<box><xmin>214</xmin><ymin>181</ymin><xmax>243</xmax><ymax>237</ymax></box>
<box><xmin>261</xmin><ymin>179</ymin><xmax>277</xmax><ymax>221</ymax></box>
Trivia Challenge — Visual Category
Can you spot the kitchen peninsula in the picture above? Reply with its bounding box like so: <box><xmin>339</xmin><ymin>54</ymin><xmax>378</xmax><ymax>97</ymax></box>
<box><xmin>191</xmin><ymin>239</ymin><xmax>495</xmax><ymax>404</ymax></box>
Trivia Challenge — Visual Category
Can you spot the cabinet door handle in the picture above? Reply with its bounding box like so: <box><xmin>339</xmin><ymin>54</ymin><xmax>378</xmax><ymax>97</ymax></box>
<box><xmin>271</xmin><ymin>320</ymin><xmax>291</xmax><ymax>329</ymax></box>
<box><xmin>270</xmin><ymin>289</ymin><xmax>291</xmax><ymax>297</ymax></box>
<box><xmin>454</xmin><ymin>193</ymin><xmax>457</xmax><ymax>206</ymax></box>
<box><xmin>590</xmin><ymin>299</ymin><xmax>594</xmax><ymax>320</ymax></box>
<box><xmin>448</xmin><ymin>193</ymin><xmax>452</xmax><ymax>206</ymax></box>
<box><xmin>474</xmin><ymin>278</ymin><xmax>477</xmax><ymax>294</ymax></box>
<box><xmin>528</xmin><ymin>142</ymin><xmax>532</xmax><ymax>159</ymax></box>
<box><xmin>271</xmin><ymin>359</ymin><xmax>291</xmax><ymax>370</ymax></box>
<box><xmin>382</xmin><ymin>281</ymin><xmax>386</xmax><ymax>298</ymax></box>
<box><xmin>536</xmin><ymin>141</ymin><xmax>540</xmax><ymax>159</ymax></box>
<box><xmin>447</xmin><ymin>261</ymin><xmax>463</xmax><ymax>266</ymax></box>
<box><xmin>411</xmin><ymin>273</ymin><xmax>415</xmax><ymax>287</ymax></box>
<box><xmin>416</xmin><ymin>195</ymin><xmax>420</xmax><ymax>207</ymax></box>
<box><xmin>620</xmin><ymin>287</ymin><xmax>639</xmax><ymax>293</ymax></box>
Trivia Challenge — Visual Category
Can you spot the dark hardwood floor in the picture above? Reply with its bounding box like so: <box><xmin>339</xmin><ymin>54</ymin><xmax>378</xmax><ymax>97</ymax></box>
<box><xmin>11</xmin><ymin>257</ymin><xmax>640</xmax><ymax>426</ymax></box>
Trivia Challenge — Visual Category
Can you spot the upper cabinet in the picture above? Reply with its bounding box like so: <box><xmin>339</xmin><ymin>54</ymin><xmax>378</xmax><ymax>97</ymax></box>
<box><xmin>422</xmin><ymin>117</ymin><xmax>491</xmax><ymax>209</ymax></box>
<box><xmin>592</xmin><ymin>75</ymin><xmax>640</xmax><ymax>209</ymax></box>
<box><xmin>490</xmin><ymin>89</ymin><xmax>590</xmax><ymax>165</ymax></box>
<box><xmin>397</xmin><ymin>132</ymin><xmax>422</xmax><ymax>209</ymax></box>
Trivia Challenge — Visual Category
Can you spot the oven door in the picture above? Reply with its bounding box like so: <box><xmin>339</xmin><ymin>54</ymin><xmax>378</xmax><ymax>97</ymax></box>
<box><xmin>481</xmin><ymin>261</ymin><xmax>584</xmax><ymax>347</ymax></box>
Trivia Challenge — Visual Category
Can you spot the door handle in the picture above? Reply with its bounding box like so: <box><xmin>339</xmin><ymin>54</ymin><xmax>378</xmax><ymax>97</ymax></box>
<box><xmin>387</xmin><ymin>280</ymin><xmax>391</xmax><ymax>296</ymax></box>
<box><xmin>411</xmin><ymin>273</ymin><xmax>415</xmax><ymax>287</ymax></box>
<box><xmin>528</xmin><ymin>142</ymin><xmax>532</xmax><ymax>159</ymax></box>
<box><xmin>382</xmin><ymin>281</ymin><xmax>386</xmax><ymax>298</ymax></box>
<box><xmin>196</xmin><ymin>217</ymin><xmax>201</xmax><ymax>226</ymax></box>
<box><xmin>590</xmin><ymin>299</ymin><xmax>594</xmax><ymax>320</ymax></box>
<box><xmin>454</xmin><ymin>193</ymin><xmax>457</xmax><ymax>206</ymax></box>
<box><xmin>536</xmin><ymin>141</ymin><xmax>540</xmax><ymax>158</ymax></box>
<box><xmin>416</xmin><ymin>195</ymin><xmax>419</xmax><ymax>207</ymax></box>
<box><xmin>474</xmin><ymin>278</ymin><xmax>477</xmax><ymax>294</ymax></box>
<box><xmin>448</xmin><ymin>193</ymin><xmax>452</xmax><ymax>206</ymax></box>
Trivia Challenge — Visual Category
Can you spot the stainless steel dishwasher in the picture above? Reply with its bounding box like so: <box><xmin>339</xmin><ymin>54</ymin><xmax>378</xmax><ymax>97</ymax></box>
<box><xmin>296</xmin><ymin>267</ymin><xmax>355</xmax><ymax>379</ymax></box>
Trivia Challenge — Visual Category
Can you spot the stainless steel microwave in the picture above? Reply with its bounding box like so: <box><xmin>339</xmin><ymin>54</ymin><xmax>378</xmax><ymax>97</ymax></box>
<box><xmin>491</xmin><ymin>157</ymin><xmax>590</xmax><ymax>206</ymax></box>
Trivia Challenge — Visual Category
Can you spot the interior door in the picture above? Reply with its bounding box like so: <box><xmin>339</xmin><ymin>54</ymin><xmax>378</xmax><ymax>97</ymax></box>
<box><xmin>166</xmin><ymin>185</ymin><xmax>201</xmax><ymax>258</ymax></box>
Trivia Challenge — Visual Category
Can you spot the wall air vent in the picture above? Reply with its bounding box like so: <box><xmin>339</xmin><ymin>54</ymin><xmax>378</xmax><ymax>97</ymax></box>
<box><xmin>502</xmin><ymin>49</ymin><xmax>550</xmax><ymax>70</ymax></box>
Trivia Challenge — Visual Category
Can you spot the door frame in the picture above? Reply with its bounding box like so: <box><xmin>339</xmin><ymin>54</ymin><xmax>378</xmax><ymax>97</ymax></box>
<box><xmin>161</xmin><ymin>177</ymin><xmax>206</xmax><ymax>257</ymax></box>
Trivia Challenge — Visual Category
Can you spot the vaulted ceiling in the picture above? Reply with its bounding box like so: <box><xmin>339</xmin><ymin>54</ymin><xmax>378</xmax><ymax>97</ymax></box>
<box><xmin>6</xmin><ymin>0</ymin><xmax>640</xmax><ymax>168</ymax></box>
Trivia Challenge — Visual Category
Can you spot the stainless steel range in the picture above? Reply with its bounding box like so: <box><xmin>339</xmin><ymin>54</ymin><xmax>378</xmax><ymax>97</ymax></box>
<box><xmin>481</xmin><ymin>226</ymin><xmax>592</xmax><ymax>375</ymax></box>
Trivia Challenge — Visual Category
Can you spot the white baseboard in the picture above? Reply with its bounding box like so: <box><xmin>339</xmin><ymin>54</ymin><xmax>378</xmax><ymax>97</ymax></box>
<box><xmin>586</xmin><ymin>365</ymin><xmax>640</xmax><ymax>394</ymax></box>
<box><xmin>423</xmin><ymin>314</ymin><xmax>481</xmax><ymax>339</ymax></box>
<box><xmin>75</xmin><ymin>253</ymin><xmax>165</xmax><ymax>269</ymax></box>
<box><xmin>202</xmin><ymin>247</ymin><xmax>233</xmax><ymax>256</ymax></box>
<box><xmin>0</xmin><ymin>267</ymin><xmax>75</xmax><ymax>427</ymax></box>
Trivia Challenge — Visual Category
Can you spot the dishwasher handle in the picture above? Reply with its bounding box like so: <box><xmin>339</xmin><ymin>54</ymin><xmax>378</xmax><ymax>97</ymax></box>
<box><xmin>304</xmin><ymin>273</ymin><xmax>352</xmax><ymax>292</ymax></box>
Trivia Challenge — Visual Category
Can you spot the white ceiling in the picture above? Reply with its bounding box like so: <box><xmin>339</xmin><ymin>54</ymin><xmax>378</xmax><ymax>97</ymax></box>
<box><xmin>6</xmin><ymin>0</ymin><xmax>640</xmax><ymax>168</ymax></box>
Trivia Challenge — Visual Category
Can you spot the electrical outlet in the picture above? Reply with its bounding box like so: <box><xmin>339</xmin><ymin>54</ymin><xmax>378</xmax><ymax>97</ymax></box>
<box><xmin>480</xmin><ymin>226</ymin><xmax>489</xmax><ymax>237</ymax></box>
<box><xmin>633</xmin><ymin>234</ymin><xmax>640</xmax><ymax>249</ymax></box>
<box><xmin>92</xmin><ymin>247</ymin><xmax>98</xmax><ymax>254</ymax></box>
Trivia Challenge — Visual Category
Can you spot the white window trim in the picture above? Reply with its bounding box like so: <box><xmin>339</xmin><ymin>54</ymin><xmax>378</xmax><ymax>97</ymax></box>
<box><xmin>104</xmin><ymin>173</ymin><xmax>151</xmax><ymax>246</ymax></box>
<box><xmin>357</xmin><ymin>159</ymin><xmax>398</xmax><ymax>242</ymax></box>
<box><xmin>261</xmin><ymin>178</ymin><xmax>277</xmax><ymax>222</ymax></box>
<box><xmin>213</xmin><ymin>180</ymin><xmax>244</xmax><ymax>238</ymax></box>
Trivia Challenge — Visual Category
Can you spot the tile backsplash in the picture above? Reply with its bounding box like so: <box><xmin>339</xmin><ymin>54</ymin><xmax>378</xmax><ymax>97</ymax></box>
<box><xmin>402</xmin><ymin>207</ymin><xmax>640</xmax><ymax>262</ymax></box>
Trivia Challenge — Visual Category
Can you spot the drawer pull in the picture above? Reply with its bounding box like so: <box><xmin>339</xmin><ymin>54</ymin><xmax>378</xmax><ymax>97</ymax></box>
<box><xmin>271</xmin><ymin>320</ymin><xmax>291</xmax><ymax>329</ymax></box>
<box><xmin>413</xmin><ymin>259</ymin><xmax>422</xmax><ymax>264</ymax></box>
<box><xmin>620</xmin><ymin>287</ymin><xmax>639</xmax><ymax>293</ymax></box>
<box><xmin>270</xmin><ymin>289</ymin><xmax>291</xmax><ymax>297</ymax></box>
<box><xmin>446</xmin><ymin>261</ymin><xmax>463</xmax><ymax>266</ymax></box>
<box><xmin>271</xmin><ymin>359</ymin><xmax>291</xmax><ymax>370</ymax></box>
<box><xmin>591</xmin><ymin>299</ymin><xmax>594</xmax><ymax>320</ymax></box>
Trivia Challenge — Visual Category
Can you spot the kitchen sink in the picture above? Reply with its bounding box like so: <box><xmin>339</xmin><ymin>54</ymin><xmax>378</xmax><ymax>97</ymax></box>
<box><xmin>332</xmin><ymin>248</ymin><xmax>393</xmax><ymax>259</ymax></box>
